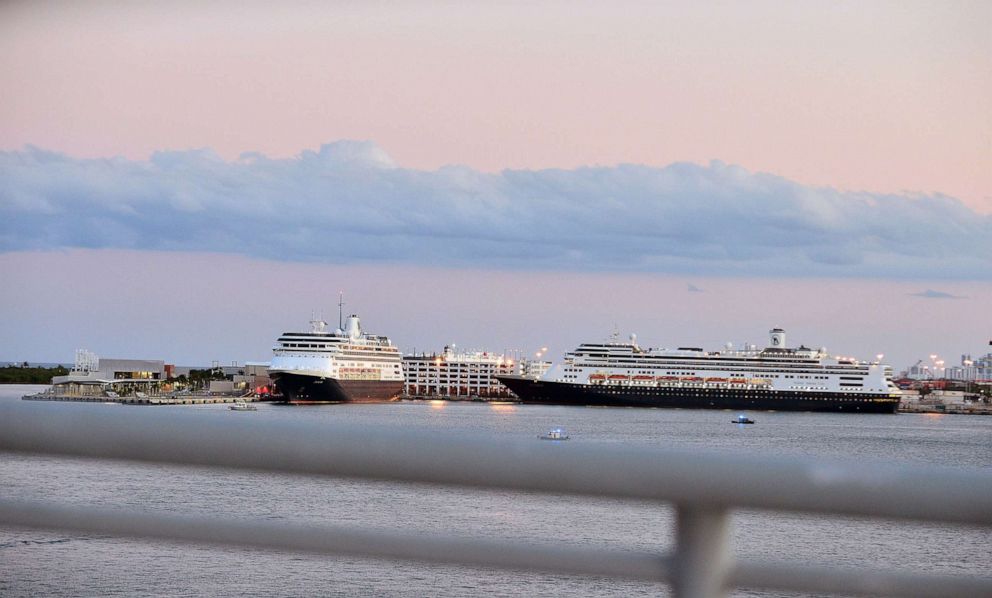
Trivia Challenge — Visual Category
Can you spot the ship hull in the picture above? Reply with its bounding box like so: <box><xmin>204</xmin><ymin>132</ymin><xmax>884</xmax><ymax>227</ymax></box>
<box><xmin>271</xmin><ymin>372</ymin><xmax>403</xmax><ymax>404</ymax></box>
<box><xmin>496</xmin><ymin>376</ymin><xmax>900</xmax><ymax>413</ymax></box>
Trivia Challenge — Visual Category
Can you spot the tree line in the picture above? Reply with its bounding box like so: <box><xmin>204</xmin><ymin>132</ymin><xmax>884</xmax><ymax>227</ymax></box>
<box><xmin>0</xmin><ymin>364</ymin><xmax>69</xmax><ymax>384</ymax></box>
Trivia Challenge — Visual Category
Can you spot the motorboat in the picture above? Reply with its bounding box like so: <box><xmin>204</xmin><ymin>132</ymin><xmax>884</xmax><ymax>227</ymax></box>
<box><xmin>539</xmin><ymin>427</ymin><xmax>570</xmax><ymax>440</ymax></box>
<box><xmin>229</xmin><ymin>401</ymin><xmax>257</xmax><ymax>411</ymax></box>
<box><xmin>733</xmin><ymin>414</ymin><xmax>755</xmax><ymax>424</ymax></box>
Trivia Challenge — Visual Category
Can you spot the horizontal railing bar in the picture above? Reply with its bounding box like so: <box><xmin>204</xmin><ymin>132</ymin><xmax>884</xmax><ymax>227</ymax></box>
<box><xmin>0</xmin><ymin>499</ymin><xmax>672</xmax><ymax>583</ymax></box>
<box><xmin>1</xmin><ymin>402</ymin><xmax>990</xmax><ymax>525</ymax></box>
<box><xmin>730</xmin><ymin>560</ymin><xmax>992</xmax><ymax>598</ymax></box>
<box><xmin>2</xmin><ymin>499</ymin><xmax>988</xmax><ymax>597</ymax></box>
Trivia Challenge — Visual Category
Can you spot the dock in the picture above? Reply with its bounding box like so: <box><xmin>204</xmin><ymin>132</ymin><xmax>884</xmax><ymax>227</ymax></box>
<box><xmin>898</xmin><ymin>402</ymin><xmax>992</xmax><ymax>415</ymax></box>
<box><xmin>22</xmin><ymin>393</ymin><xmax>264</xmax><ymax>406</ymax></box>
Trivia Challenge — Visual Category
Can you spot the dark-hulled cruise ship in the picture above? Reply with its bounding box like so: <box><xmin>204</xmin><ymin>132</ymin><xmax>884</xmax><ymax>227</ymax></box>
<box><xmin>268</xmin><ymin>313</ymin><xmax>404</xmax><ymax>403</ymax></box>
<box><xmin>497</xmin><ymin>328</ymin><xmax>901</xmax><ymax>413</ymax></box>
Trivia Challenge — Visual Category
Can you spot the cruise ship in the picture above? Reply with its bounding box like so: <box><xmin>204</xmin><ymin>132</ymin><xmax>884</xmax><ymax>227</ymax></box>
<box><xmin>497</xmin><ymin>328</ymin><xmax>901</xmax><ymax>413</ymax></box>
<box><xmin>268</xmin><ymin>313</ymin><xmax>404</xmax><ymax>403</ymax></box>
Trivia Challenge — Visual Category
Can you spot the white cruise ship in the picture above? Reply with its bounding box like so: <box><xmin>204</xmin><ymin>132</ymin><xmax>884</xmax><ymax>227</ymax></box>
<box><xmin>497</xmin><ymin>328</ymin><xmax>902</xmax><ymax>413</ymax></box>
<box><xmin>268</xmin><ymin>313</ymin><xmax>404</xmax><ymax>403</ymax></box>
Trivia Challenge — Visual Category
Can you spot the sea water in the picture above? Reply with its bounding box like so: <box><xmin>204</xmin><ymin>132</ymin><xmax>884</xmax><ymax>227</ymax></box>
<box><xmin>2</xmin><ymin>385</ymin><xmax>990</xmax><ymax>597</ymax></box>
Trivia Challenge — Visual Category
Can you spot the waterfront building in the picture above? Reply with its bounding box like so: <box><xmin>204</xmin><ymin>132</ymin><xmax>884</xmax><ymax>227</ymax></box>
<box><xmin>242</xmin><ymin>362</ymin><xmax>272</xmax><ymax>394</ymax></box>
<box><xmin>521</xmin><ymin>358</ymin><xmax>552</xmax><ymax>379</ymax></box>
<box><xmin>50</xmin><ymin>349</ymin><xmax>166</xmax><ymax>397</ymax></box>
<box><xmin>403</xmin><ymin>346</ymin><xmax>550</xmax><ymax>399</ymax></box>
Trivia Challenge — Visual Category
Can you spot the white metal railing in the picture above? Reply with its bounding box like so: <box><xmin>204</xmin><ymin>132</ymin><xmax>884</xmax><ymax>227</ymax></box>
<box><xmin>0</xmin><ymin>401</ymin><xmax>990</xmax><ymax>597</ymax></box>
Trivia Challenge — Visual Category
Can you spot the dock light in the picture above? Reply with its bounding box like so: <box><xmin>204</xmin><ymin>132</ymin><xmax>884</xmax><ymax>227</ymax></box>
<box><xmin>541</xmin><ymin>347</ymin><xmax>548</xmax><ymax>352</ymax></box>
<box><xmin>876</xmin><ymin>354</ymin><xmax>884</xmax><ymax>361</ymax></box>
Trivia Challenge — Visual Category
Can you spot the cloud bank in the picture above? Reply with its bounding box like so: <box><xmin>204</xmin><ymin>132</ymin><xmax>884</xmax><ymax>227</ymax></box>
<box><xmin>909</xmin><ymin>289</ymin><xmax>965</xmax><ymax>299</ymax></box>
<box><xmin>2</xmin><ymin>141</ymin><xmax>989</xmax><ymax>278</ymax></box>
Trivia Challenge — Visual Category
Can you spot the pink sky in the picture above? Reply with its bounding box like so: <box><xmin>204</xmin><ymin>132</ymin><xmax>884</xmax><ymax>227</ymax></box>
<box><xmin>1</xmin><ymin>1</ymin><xmax>989</xmax><ymax>211</ymax></box>
<box><xmin>1</xmin><ymin>3</ymin><xmax>989</xmax><ymax>369</ymax></box>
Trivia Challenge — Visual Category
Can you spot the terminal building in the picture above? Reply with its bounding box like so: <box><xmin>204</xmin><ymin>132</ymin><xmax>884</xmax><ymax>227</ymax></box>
<box><xmin>50</xmin><ymin>350</ymin><xmax>167</xmax><ymax>397</ymax></box>
<box><xmin>403</xmin><ymin>346</ymin><xmax>550</xmax><ymax>399</ymax></box>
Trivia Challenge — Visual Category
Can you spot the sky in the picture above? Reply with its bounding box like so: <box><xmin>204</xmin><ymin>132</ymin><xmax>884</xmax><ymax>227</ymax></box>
<box><xmin>1</xmin><ymin>1</ymin><xmax>990</xmax><ymax>371</ymax></box>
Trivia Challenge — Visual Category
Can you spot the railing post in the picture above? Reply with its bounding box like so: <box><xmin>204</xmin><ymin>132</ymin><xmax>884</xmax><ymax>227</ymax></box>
<box><xmin>672</xmin><ymin>505</ymin><xmax>732</xmax><ymax>598</ymax></box>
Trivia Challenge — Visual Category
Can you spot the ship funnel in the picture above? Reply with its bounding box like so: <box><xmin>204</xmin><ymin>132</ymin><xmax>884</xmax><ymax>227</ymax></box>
<box><xmin>769</xmin><ymin>328</ymin><xmax>786</xmax><ymax>348</ymax></box>
<box><xmin>345</xmin><ymin>314</ymin><xmax>362</xmax><ymax>340</ymax></box>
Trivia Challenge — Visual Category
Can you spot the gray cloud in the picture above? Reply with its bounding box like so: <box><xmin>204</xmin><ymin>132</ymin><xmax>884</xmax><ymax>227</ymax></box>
<box><xmin>909</xmin><ymin>289</ymin><xmax>965</xmax><ymax>299</ymax></box>
<box><xmin>687</xmin><ymin>284</ymin><xmax>704</xmax><ymax>293</ymax></box>
<box><xmin>1</xmin><ymin>141</ymin><xmax>990</xmax><ymax>278</ymax></box>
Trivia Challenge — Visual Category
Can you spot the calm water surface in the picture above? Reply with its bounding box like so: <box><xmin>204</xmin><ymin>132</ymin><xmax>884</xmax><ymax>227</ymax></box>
<box><xmin>2</xmin><ymin>385</ymin><xmax>990</xmax><ymax>597</ymax></box>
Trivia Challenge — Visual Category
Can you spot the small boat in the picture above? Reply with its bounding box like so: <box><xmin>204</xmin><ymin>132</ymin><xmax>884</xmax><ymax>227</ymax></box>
<box><xmin>733</xmin><ymin>414</ymin><xmax>755</xmax><ymax>424</ymax></box>
<box><xmin>539</xmin><ymin>427</ymin><xmax>570</xmax><ymax>440</ymax></box>
<box><xmin>229</xmin><ymin>401</ymin><xmax>257</xmax><ymax>411</ymax></box>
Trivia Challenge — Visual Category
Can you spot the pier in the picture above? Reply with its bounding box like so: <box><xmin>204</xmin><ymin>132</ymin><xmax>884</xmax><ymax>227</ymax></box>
<box><xmin>22</xmin><ymin>392</ymin><xmax>262</xmax><ymax>406</ymax></box>
<box><xmin>898</xmin><ymin>402</ymin><xmax>992</xmax><ymax>415</ymax></box>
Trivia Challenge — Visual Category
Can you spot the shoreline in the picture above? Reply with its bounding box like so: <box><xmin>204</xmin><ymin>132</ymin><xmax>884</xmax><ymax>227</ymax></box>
<box><xmin>17</xmin><ymin>389</ymin><xmax>992</xmax><ymax>414</ymax></box>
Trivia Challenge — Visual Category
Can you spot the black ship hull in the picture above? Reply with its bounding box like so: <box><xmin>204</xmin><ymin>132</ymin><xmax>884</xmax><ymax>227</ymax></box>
<box><xmin>272</xmin><ymin>372</ymin><xmax>404</xmax><ymax>404</ymax></box>
<box><xmin>496</xmin><ymin>376</ymin><xmax>900</xmax><ymax>413</ymax></box>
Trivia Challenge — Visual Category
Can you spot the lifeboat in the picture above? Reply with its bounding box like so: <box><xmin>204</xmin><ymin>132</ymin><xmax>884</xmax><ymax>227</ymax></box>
<box><xmin>608</xmin><ymin>374</ymin><xmax>630</xmax><ymax>382</ymax></box>
<box><xmin>588</xmin><ymin>374</ymin><xmax>607</xmax><ymax>381</ymax></box>
<box><xmin>729</xmin><ymin>378</ymin><xmax>747</xmax><ymax>385</ymax></box>
<box><xmin>705</xmin><ymin>377</ymin><xmax>728</xmax><ymax>384</ymax></box>
<box><xmin>658</xmin><ymin>376</ymin><xmax>679</xmax><ymax>382</ymax></box>
<box><xmin>632</xmin><ymin>375</ymin><xmax>655</xmax><ymax>381</ymax></box>
<box><xmin>682</xmin><ymin>376</ymin><xmax>703</xmax><ymax>382</ymax></box>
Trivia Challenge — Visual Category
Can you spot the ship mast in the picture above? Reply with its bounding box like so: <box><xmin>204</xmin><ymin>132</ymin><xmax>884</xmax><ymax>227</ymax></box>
<box><xmin>338</xmin><ymin>291</ymin><xmax>345</xmax><ymax>331</ymax></box>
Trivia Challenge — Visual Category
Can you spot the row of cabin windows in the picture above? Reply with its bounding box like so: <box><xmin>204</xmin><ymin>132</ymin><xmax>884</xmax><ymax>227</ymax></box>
<box><xmin>574</xmin><ymin>370</ymin><xmax>840</xmax><ymax>380</ymax></box>
<box><xmin>578</xmin><ymin>361</ymin><xmax>862</xmax><ymax>375</ymax></box>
